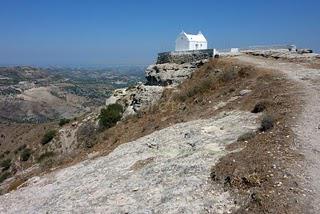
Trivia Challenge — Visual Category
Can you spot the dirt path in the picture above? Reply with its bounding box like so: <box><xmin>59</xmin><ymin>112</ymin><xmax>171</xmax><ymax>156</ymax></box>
<box><xmin>237</xmin><ymin>55</ymin><xmax>320</xmax><ymax>213</ymax></box>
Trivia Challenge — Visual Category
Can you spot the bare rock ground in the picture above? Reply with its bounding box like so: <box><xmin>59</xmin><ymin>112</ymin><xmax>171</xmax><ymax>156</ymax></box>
<box><xmin>237</xmin><ymin>55</ymin><xmax>320</xmax><ymax>213</ymax></box>
<box><xmin>106</xmin><ymin>84</ymin><xmax>164</xmax><ymax>118</ymax></box>
<box><xmin>0</xmin><ymin>110</ymin><xmax>260</xmax><ymax>214</ymax></box>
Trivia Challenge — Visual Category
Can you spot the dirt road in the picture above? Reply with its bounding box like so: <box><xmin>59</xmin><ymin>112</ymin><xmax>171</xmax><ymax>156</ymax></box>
<box><xmin>237</xmin><ymin>55</ymin><xmax>320</xmax><ymax>213</ymax></box>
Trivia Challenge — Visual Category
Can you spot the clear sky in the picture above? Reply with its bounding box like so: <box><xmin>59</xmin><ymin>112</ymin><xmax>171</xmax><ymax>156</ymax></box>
<box><xmin>0</xmin><ymin>0</ymin><xmax>319</xmax><ymax>66</ymax></box>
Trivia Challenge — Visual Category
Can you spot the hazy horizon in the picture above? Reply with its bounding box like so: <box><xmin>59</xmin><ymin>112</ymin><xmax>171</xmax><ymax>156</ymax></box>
<box><xmin>1</xmin><ymin>0</ymin><xmax>319</xmax><ymax>66</ymax></box>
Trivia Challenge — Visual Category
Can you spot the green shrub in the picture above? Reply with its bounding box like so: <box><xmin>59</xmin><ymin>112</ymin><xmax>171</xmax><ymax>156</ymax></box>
<box><xmin>0</xmin><ymin>172</ymin><xmax>10</xmax><ymax>183</ymax></box>
<box><xmin>99</xmin><ymin>103</ymin><xmax>123</xmax><ymax>129</ymax></box>
<box><xmin>41</xmin><ymin>130</ymin><xmax>57</xmax><ymax>145</ymax></box>
<box><xmin>59</xmin><ymin>118</ymin><xmax>70</xmax><ymax>126</ymax></box>
<box><xmin>20</xmin><ymin>148</ymin><xmax>32</xmax><ymax>161</ymax></box>
<box><xmin>0</xmin><ymin>159</ymin><xmax>11</xmax><ymax>171</ymax></box>
<box><xmin>260</xmin><ymin>115</ymin><xmax>274</xmax><ymax>132</ymax></box>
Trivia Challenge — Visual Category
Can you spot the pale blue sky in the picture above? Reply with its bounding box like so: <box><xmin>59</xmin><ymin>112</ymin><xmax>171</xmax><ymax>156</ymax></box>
<box><xmin>0</xmin><ymin>0</ymin><xmax>319</xmax><ymax>66</ymax></box>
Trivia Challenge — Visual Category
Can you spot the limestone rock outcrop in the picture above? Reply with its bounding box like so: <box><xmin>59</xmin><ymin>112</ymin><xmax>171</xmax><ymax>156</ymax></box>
<box><xmin>106</xmin><ymin>83</ymin><xmax>164</xmax><ymax>117</ymax></box>
<box><xmin>145</xmin><ymin>60</ymin><xmax>207</xmax><ymax>86</ymax></box>
<box><xmin>0</xmin><ymin>111</ymin><xmax>260</xmax><ymax>214</ymax></box>
<box><xmin>245</xmin><ymin>49</ymin><xmax>320</xmax><ymax>62</ymax></box>
<box><xmin>106</xmin><ymin>51</ymin><xmax>211</xmax><ymax>116</ymax></box>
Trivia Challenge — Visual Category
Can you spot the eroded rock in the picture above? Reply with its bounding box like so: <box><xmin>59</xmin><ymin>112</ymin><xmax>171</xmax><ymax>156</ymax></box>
<box><xmin>106</xmin><ymin>84</ymin><xmax>164</xmax><ymax>117</ymax></box>
<box><xmin>0</xmin><ymin>110</ymin><xmax>260</xmax><ymax>214</ymax></box>
<box><xmin>145</xmin><ymin>60</ymin><xmax>207</xmax><ymax>86</ymax></box>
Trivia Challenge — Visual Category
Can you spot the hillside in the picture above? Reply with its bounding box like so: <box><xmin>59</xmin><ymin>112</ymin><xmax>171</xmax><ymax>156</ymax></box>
<box><xmin>0</xmin><ymin>52</ymin><xmax>320</xmax><ymax>213</ymax></box>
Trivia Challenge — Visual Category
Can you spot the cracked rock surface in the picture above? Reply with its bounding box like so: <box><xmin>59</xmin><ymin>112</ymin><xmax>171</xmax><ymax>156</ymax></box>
<box><xmin>0</xmin><ymin>111</ymin><xmax>260</xmax><ymax>214</ymax></box>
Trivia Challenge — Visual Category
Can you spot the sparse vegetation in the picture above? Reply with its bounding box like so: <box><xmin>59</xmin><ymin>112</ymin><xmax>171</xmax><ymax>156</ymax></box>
<box><xmin>99</xmin><ymin>103</ymin><xmax>123</xmax><ymax>129</ymax></box>
<box><xmin>238</xmin><ymin>66</ymin><xmax>252</xmax><ymax>78</ymax></box>
<box><xmin>37</xmin><ymin>152</ymin><xmax>56</xmax><ymax>169</ymax></box>
<box><xmin>217</xmin><ymin>68</ymin><xmax>238</xmax><ymax>83</ymax></box>
<box><xmin>37</xmin><ymin>151</ymin><xmax>55</xmax><ymax>163</ymax></box>
<box><xmin>20</xmin><ymin>148</ymin><xmax>32</xmax><ymax>161</ymax></box>
<box><xmin>77</xmin><ymin>122</ymin><xmax>97</xmax><ymax>148</ymax></box>
<box><xmin>1</xmin><ymin>159</ymin><xmax>11</xmax><ymax>171</ymax></box>
<box><xmin>59</xmin><ymin>118</ymin><xmax>70</xmax><ymax>126</ymax></box>
<box><xmin>175</xmin><ymin>60</ymin><xmax>248</xmax><ymax>102</ymax></box>
<box><xmin>0</xmin><ymin>57</ymin><xmax>299</xmax><ymax>212</ymax></box>
<box><xmin>175</xmin><ymin>77</ymin><xmax>213</xmax><ymax>102</ymax></box>
<box><xmin>237</xmin><ymin>132</ymin><xmax>256</xmax><ymax>142</ymax></box>
<box><xmin>0</xmin><ymin>172</ymin><xmax>11</xmax><ymax>183</ymax></box>
<box><xmin>252</xmin><ymin>101</ymin><xmax>268</xmax><ymax>113</ymax></box>
<box><xmin>41</xmin><ymin>130</ymin><xmax>57</xmax><ymax>145</ymax></box>
<box><xmin>14</xmin><ymin>144</ymin><xmax>27</xmax><ymax>154</ymax></box>
<box><xmin>260</xmin><ymin>115</ymin><xmax>274</xmax><ymax>131</ymax></box>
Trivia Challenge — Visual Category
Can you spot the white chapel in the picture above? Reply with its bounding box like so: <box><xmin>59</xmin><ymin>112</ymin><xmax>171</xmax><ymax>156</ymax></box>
<box><xmin>175</xmin><ymin>31</ymin><xmax>208</xmax><ymax>51</ymax></box>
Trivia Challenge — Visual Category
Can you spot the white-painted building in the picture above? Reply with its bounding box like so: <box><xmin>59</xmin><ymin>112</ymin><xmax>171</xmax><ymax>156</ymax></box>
<box><xmin>175</xmin><ymin>31</ymin><xmax>208</xmax><ymax>51</ymax></box>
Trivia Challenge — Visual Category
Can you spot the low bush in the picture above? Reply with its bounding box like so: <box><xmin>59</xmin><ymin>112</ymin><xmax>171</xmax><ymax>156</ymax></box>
<box><xmin>0</xmin><ymin>172</ymin><xmax>10</xmax><ymax>183</ymax></box>
<box><xmin>252</xmin><ymin>101</ymin><xmax>268</xmax><ymax>113</ymax></box>
<box><xmin>14</xmin><ymin>144</ymin><xmax>27</xmax><ymax>154</ymax></box>
<box><xmin>77</xmin><ymin>122</ymin><xmax>97</xmax><ymax>148</ymax></box>
<box><xmin>59</xmin><ymin>118</ymin><xmax>70</xmax><ymax>126</ymax></box>
<box><xmin>238</xmin><ymin>66</ymin><xmax>252</xmax><ymax>78</ymax></box>
<box><xmin>99</xmin><ymin>103</ymin><xmax>123</xmax><ymax>129</ymax></box>
<box><xmin>0</xmin><ymin>159</ymin><xmax>11</xmax><ymax>171</ymax></box>
<box><xmin>260</xmin><ymin>115</ymin><xmax>274</xmax><ymax>132</ymax></box>
<box><xmin>237</xmin><ymin>132</ymin><xmax>256</xmax><ymax>142</ymax></box>
<box><xmin>20</xmin><ymin>148</ymin><xmax>32</xmax><ymax>161</ymax></box>
<box><xmin>37</xmin><ymin>152</ymin><xmax>56</xmax><ymax>169</ymax></box>
<box><xmin>41</xmin><ymin>130</ymin><xmax>57</xmax><ymax>145</ymax></box>
<box><xmin>218</xmin><ymin>69</ymin><xmax>238</xmax><ymax>83</ymax></box>
<box><xmin>37</xmin><ymin>151</ymin><xmax>55</xmax><ymax>163</ymax></box>
<box><xmin>175</xmin><ymin>78</ymin><xmax>213</xmax><ymax>102</ymax></box>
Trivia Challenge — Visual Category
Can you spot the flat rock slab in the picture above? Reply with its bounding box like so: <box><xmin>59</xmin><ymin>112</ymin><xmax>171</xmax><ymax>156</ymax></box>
<box><xmin>0</xmin><ymin>111</ymin><xmax>260</xmax><ymax>214</ymax></box>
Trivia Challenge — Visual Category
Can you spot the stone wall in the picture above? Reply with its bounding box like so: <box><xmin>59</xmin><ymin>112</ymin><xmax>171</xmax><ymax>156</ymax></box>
<box><xmin>157</xmin><ymin>49</ymin><xmax>213</xmax><ymax>64</ymax></box>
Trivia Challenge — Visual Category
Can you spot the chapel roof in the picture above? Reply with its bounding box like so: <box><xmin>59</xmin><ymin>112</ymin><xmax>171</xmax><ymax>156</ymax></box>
<box><xmin>181</xmin><ymin>31</ymin><xmax>207</xmax><ymax>42</ymax></box>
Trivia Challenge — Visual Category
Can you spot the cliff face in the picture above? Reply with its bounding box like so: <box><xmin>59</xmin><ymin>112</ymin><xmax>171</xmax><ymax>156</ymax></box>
<box><xmin>106</xmin><ymin>84</ymin><xmax>164</xmax><ymax>117</ymax></box>
<box><xmin>145</xmin><ymin>62</ymin><xmax>199</xmax><ymax>86</ymax></box>
<box><xmin>106</xmin><ymin>51</ymin><xmax>212</xmax><ymax>116</ymax></box>
<box><xmin>156</xmin><ymin>49</ymin><xmax>213</xmax><ymax>64</ymax></box>
<box><xmin>145</xmin><ymin>50</ymin><xmax>212</xmax><ymax>86</ymax></box>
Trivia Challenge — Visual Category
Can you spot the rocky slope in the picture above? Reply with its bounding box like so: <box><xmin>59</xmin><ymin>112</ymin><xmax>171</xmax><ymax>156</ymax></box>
<box><xmin>244</xmin><ymin>49</ymin><xmax>320</xmax><ymax>62</ymax></box>
<box><xmin>2</xmin><ymin>50</ymin><xmax>314</xmax><ymax>213</ymax></box>
<box><xmin>0</xmin><ymin>111</ymin><xmax>260</xmax><ymax>214</ymax></box>
<box><xmin>106</xmin><ymin>59</ymin><xmax>208</xmax><ymax>117</ymax></box>
<box><xmin>145</xmin><ymin>61</ymin><xmax>204</xmax><ymax>86</ymax></box>
<box><xmin>106</xmin><ymin>84</ymin><xmax>164</xmax><ymax>118</ymax></box>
